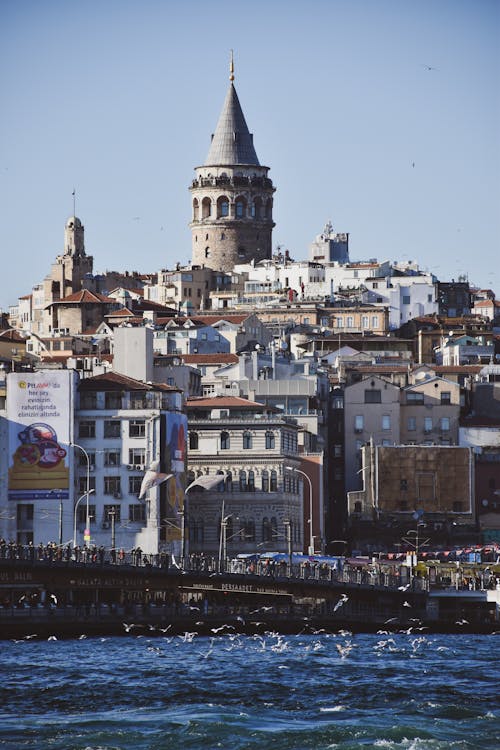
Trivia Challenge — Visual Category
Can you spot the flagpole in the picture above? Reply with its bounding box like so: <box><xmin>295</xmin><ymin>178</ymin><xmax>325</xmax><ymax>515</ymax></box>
<box><xmin>72</xmin><ymin>189</ymin><xmax>76</xmax><ymax>216</ymax></box>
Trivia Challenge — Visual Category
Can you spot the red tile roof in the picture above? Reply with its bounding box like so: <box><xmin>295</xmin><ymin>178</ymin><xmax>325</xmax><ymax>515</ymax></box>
<box><xmin>182</xmin><ymin>353</ymin><xmax>239</xmax><ymax>365</ymax></box>
<box><xmin>434</xmin><ymin>365</ymin><xmax>483</xmax><ymax>374</ymax></box>
<box><xmin>79</xmin><ymin>371</ymin><xmax>180</xmax><ymax>392</ymax></box>
<box><xmin>0</xmin><ymin>329</ymin><xmax>26</xmax><ymax>343</ymax></box>
<box><xmin>48</xmin><ymin>290</ymin><xmax>117</xmax><ymax>305</ymax></box>
<box><xmin>194</xmin><ymin>314</ymin><xmax>251</xmax><ymax>325</ymax></box>
<box><xmin>185</xmin><ymin>395</ymin><xmax>267</xmax><ymax>410</ymax></box>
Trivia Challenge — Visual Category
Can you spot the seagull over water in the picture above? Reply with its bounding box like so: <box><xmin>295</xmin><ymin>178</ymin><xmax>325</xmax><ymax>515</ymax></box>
<box><xmin>333</xmin><ymin>594</ymin><xmax>349</xmax><ymax>612</ymax></box>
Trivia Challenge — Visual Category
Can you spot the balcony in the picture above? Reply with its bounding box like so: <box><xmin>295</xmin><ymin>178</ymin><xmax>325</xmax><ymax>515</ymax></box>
<box><xmin>79</xmin><ymin>394</ymin><xmax>178</xmax><ymax>411</ymax></box>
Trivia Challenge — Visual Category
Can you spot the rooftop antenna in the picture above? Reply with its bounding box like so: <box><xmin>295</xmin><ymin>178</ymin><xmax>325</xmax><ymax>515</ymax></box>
<box><xmin>230</xmin><ymin>50</ymin><xmax>234</xmax><ymax>82</ymax></box>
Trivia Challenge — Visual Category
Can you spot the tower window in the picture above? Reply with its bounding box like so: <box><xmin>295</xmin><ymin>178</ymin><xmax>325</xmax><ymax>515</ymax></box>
<box><xmin>217</xmin><ymin>196</ymin><xmax>229</xmax><ymax>218</ymax></box>
<box><xmin>235</xmin><ymin>198</ymin><xmax>246</xmax><ymax>218</ymax></box>
<box><xmin>202</xmin><ymin>197</ymin><xmax>211</xmax><ymax>219</ymax></box>
<box><xmin>192</xmin><ymin>198</ymin><xmax>199</xmax><ymax>221</ymax></box>
<box><xmin>252</xmin><ymin>197</ymin><xmax>262</xmax><ymax>219</ymax></box>
<box><xmin>205</xmin><ymin>247</ymin><xmax>210</xmax><ymax>258</ymax></box>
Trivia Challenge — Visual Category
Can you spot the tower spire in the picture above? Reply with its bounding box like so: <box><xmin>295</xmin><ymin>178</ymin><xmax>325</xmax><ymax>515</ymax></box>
<box><xmin>230</xmin><ymin>50</ymin><xmax>234</xmax><ymax>82</ymax></box>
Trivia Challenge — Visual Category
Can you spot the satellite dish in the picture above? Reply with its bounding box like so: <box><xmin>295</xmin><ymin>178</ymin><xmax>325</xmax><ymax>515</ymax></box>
<box><xmin>280</xmin><ymin>340</ymin><xmax>288</xmax><ymax>350</ymax></box>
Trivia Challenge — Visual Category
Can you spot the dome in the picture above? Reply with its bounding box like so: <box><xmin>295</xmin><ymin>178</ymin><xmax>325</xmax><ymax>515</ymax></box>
<box><xmin>66</xmin><ymin>216</ymin><xmax>82</xmax><ymax>229</ymax></box>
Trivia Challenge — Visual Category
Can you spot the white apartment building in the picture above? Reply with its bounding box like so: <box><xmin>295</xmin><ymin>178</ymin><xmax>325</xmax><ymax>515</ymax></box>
<box><xmin>362</xmin><ymin>273</ymin><xmax>438</xmax><ymax>329</ymax></box>
<box><xmin>75</xmin><ymin>372</ymin><xmax>184</xmax><ymax>555</ymax></box>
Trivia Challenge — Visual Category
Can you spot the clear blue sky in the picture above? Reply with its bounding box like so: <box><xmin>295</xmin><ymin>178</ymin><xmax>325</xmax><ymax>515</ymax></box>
<box><xmin>1</xmin><ymin>0</ymin><xmax>499</xmax><ymax>310</ymax></box>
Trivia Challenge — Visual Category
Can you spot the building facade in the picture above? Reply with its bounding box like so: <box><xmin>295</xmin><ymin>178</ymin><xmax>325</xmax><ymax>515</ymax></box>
<box><xmin>185</xmin><ymin>395</ymin><xmax>303</xmax><ymax>558</ymax></box>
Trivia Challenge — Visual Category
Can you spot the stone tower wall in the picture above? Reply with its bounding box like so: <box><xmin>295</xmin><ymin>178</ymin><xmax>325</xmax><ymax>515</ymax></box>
<box><xmin>189</xmin><ymin>170</ymin><xmax>275</xmax><ymax>272</ymax></box>
<box><xmin>191</xmin><ymin>220</ymin><xmax>273</xmax><ymax>271</ymax></box>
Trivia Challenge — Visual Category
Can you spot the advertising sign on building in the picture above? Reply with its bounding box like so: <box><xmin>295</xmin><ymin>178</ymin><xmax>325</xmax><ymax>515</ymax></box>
<box><xmin>7</xmin><ymin>371</ymin><xmax>74</xmax><ymax>501</ymax></box>
<box><xmin>163</xmin><ymin>412</ymin><xmax>187</xmax><ymax>542</ymax></box>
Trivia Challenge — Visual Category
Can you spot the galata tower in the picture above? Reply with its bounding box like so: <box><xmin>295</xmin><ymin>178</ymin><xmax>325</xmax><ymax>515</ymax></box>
<box><xmin>189</xmin><ymin>57</ymin><xmax>275</xmax><ymax>272</ymax></box>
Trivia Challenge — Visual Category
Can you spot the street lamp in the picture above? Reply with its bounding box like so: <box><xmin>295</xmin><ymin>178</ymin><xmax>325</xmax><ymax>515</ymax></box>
<box><xmin>219</xmin><ymin>504</ymin><xmax>230</xmax><ymax>573</ymax></box>
<box><xmin>73</xmin><ymin>489</ymin><xmax>95</xmax><ymax>547</ymax></box>
<box><xmin>218</xmin><ymin>499</ymin><xmax>236</xmax><ymax>573</ymax></box>
<box><xmin>286</xmin><ymin>466</ymin><xmax>314</xmax><ymax>555</ymax></box>
<box><xmin>402</xmin><ymin>523</ymin><xmax>430</xmax><ymax>582</ymax></box>
<box><xmin>283</xmin><ymin>519</ymin><xmax>292</xmax><ymax>574</ymax></box>
<box><xmin>71</xmin><ymin>442</ymin><xmax>92</xmax><ymax>547</ymax></box>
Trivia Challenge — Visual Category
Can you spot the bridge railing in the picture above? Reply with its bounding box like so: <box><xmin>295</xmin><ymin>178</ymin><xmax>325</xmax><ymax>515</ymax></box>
<box><xmin>9</xmin><ymin>543</ymin><xmax>499</xmax><ymax>593</ymax></box>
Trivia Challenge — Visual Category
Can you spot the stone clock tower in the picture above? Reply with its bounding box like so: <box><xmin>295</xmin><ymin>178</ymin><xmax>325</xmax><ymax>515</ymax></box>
<box><xmin>190</xmin><ymin>59</ymin><xmax>275</xmax><ymax>272</ymax></box>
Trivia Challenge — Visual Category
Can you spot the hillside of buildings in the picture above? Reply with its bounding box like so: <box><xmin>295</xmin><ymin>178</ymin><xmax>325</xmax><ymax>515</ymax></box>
<box><xmin>1</xmin><ymin>71</ymin><xmax>499</xmax><ymax>558</ymax></box>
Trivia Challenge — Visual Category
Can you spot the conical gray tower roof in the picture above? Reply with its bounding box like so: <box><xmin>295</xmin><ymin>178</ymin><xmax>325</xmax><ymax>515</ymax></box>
<box><xmin>205</xmin><ymin>83</ymin><xmax>260</xmax><ymax>166</ymax></box>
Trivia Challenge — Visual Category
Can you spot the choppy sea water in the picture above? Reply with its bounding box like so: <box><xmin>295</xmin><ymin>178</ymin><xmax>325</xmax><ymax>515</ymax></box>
<box><xmin>0</xmin><ymin>631</ymin><xmax>498</xmax><ymax>750</ymax></box>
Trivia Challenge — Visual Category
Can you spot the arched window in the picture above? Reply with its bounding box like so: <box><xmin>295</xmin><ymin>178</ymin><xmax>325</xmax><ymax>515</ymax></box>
<box><xmin>270</xmin><ymin>470</ymin><xmax>277</xmax><ymax>491</ymax></box>
<box><xmin>265</xmin><ymin>431</ymin><xmax>275</xmax><ymax>449</ymax></box>
<box><xmin>216</xmin><ymin>470</ymin><xmax>226</xmax><ymax>492</ymax></box>
<box><xmin>192</xmin><ymin>198</ymin><xmax>199</xmax><ymax>221</ymax></box>
<box><xmin>248</xmin><ymin>470</ymin><xmax>255</xmax><ymax>492</ymax></box>
<box><xmin>239</xmin><ymin>470</ymin><xmax>247</xmax><ymax>491</ymax></box>
<box><xmin>262</xmin><ymin>517</ymin><xmax>272</xmax><ymax>542</ymax></box>
<box><xmin>271</xmin><ymin>517</ymin><xmax>278</xmax><ymax>540</ymax></box>
<box><xmin>202</xmin><ymin>197</ymin><xmax>211</xmax><ymax>218</ymax></box>
<box><xmin>205</xmin><ymin>247</ymin><xmax>211</xmax><ymax>259</ymax></box>
<box><xmin>226</xmin><ymin>471</ymin><xmax>233</xmax><ymax>492</ymax></box>
<box><xmin>197</xmin><ymin>517</ymin><xmax>204</xmax><ymax>543</ymax></box>
<box><xmin>217</xmin><ymin>196</ymin><xmax>230</xmax><ymax>218</ymax></box>
<box><xmin>220</xmin><ymin>431</ymin><xmax>230</xmax><ymax>450</ymax></box>
<box><xmin>265</xmin><ymin>198</ymin><xmax>272</xmax><ymax>219</ymax></box>
<box><xmin>252</xmin><ymin>197</ymin><xmax>262</xmax><ymax>219</ymax></box>
<box><xmin>262</xmin><ymin>470</ymin><xmax>269</xmax><ymax>492</ymax></box>
<box><xmin>243</xmin><ymin>431</ymin><xmax>252</xmax><ymax>449</ymax></box>
<box><xmin>235</xmin><ymin>197</ymin><xmax>246</xmax><ymax>218</ymax></box>
<box><xmin>189</xmin><ymin>432</ymin><xmax>199</xmax><ymax>450</ymax></box>
<box><xmin>246</xmin><ymin>519</ymin><xmax>255</xmax><ymax>542</ymax></box>
<box><xmin>189</xmin><ymin>517</ymin><xmax>197</xmax><ymax>543</ymax></box>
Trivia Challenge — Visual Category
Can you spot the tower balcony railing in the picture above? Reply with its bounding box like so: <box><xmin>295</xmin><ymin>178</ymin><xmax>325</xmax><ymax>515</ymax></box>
<box><xmin>191</xmin><ymin>175</ymin><xmax>273</xmax><ymax>190</ymax></box>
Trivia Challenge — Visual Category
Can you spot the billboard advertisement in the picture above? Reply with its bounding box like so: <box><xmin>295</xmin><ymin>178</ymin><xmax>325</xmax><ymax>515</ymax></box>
<box><xmin>163</xmin><ymin>412</ymin><xmax>187</xmax><ymax>542</ymax></box>
<box><xmin>7</xmin><ymin>371</ymin><xmax>74</xmax><ymax>501</ymax></box>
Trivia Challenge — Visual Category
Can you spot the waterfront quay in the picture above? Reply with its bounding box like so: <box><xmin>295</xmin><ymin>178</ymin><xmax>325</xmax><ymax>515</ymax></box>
<box><xmin>0</xmin><ymin>545</ymin><xmax>499</xmax><ymax>639</ymax></box>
